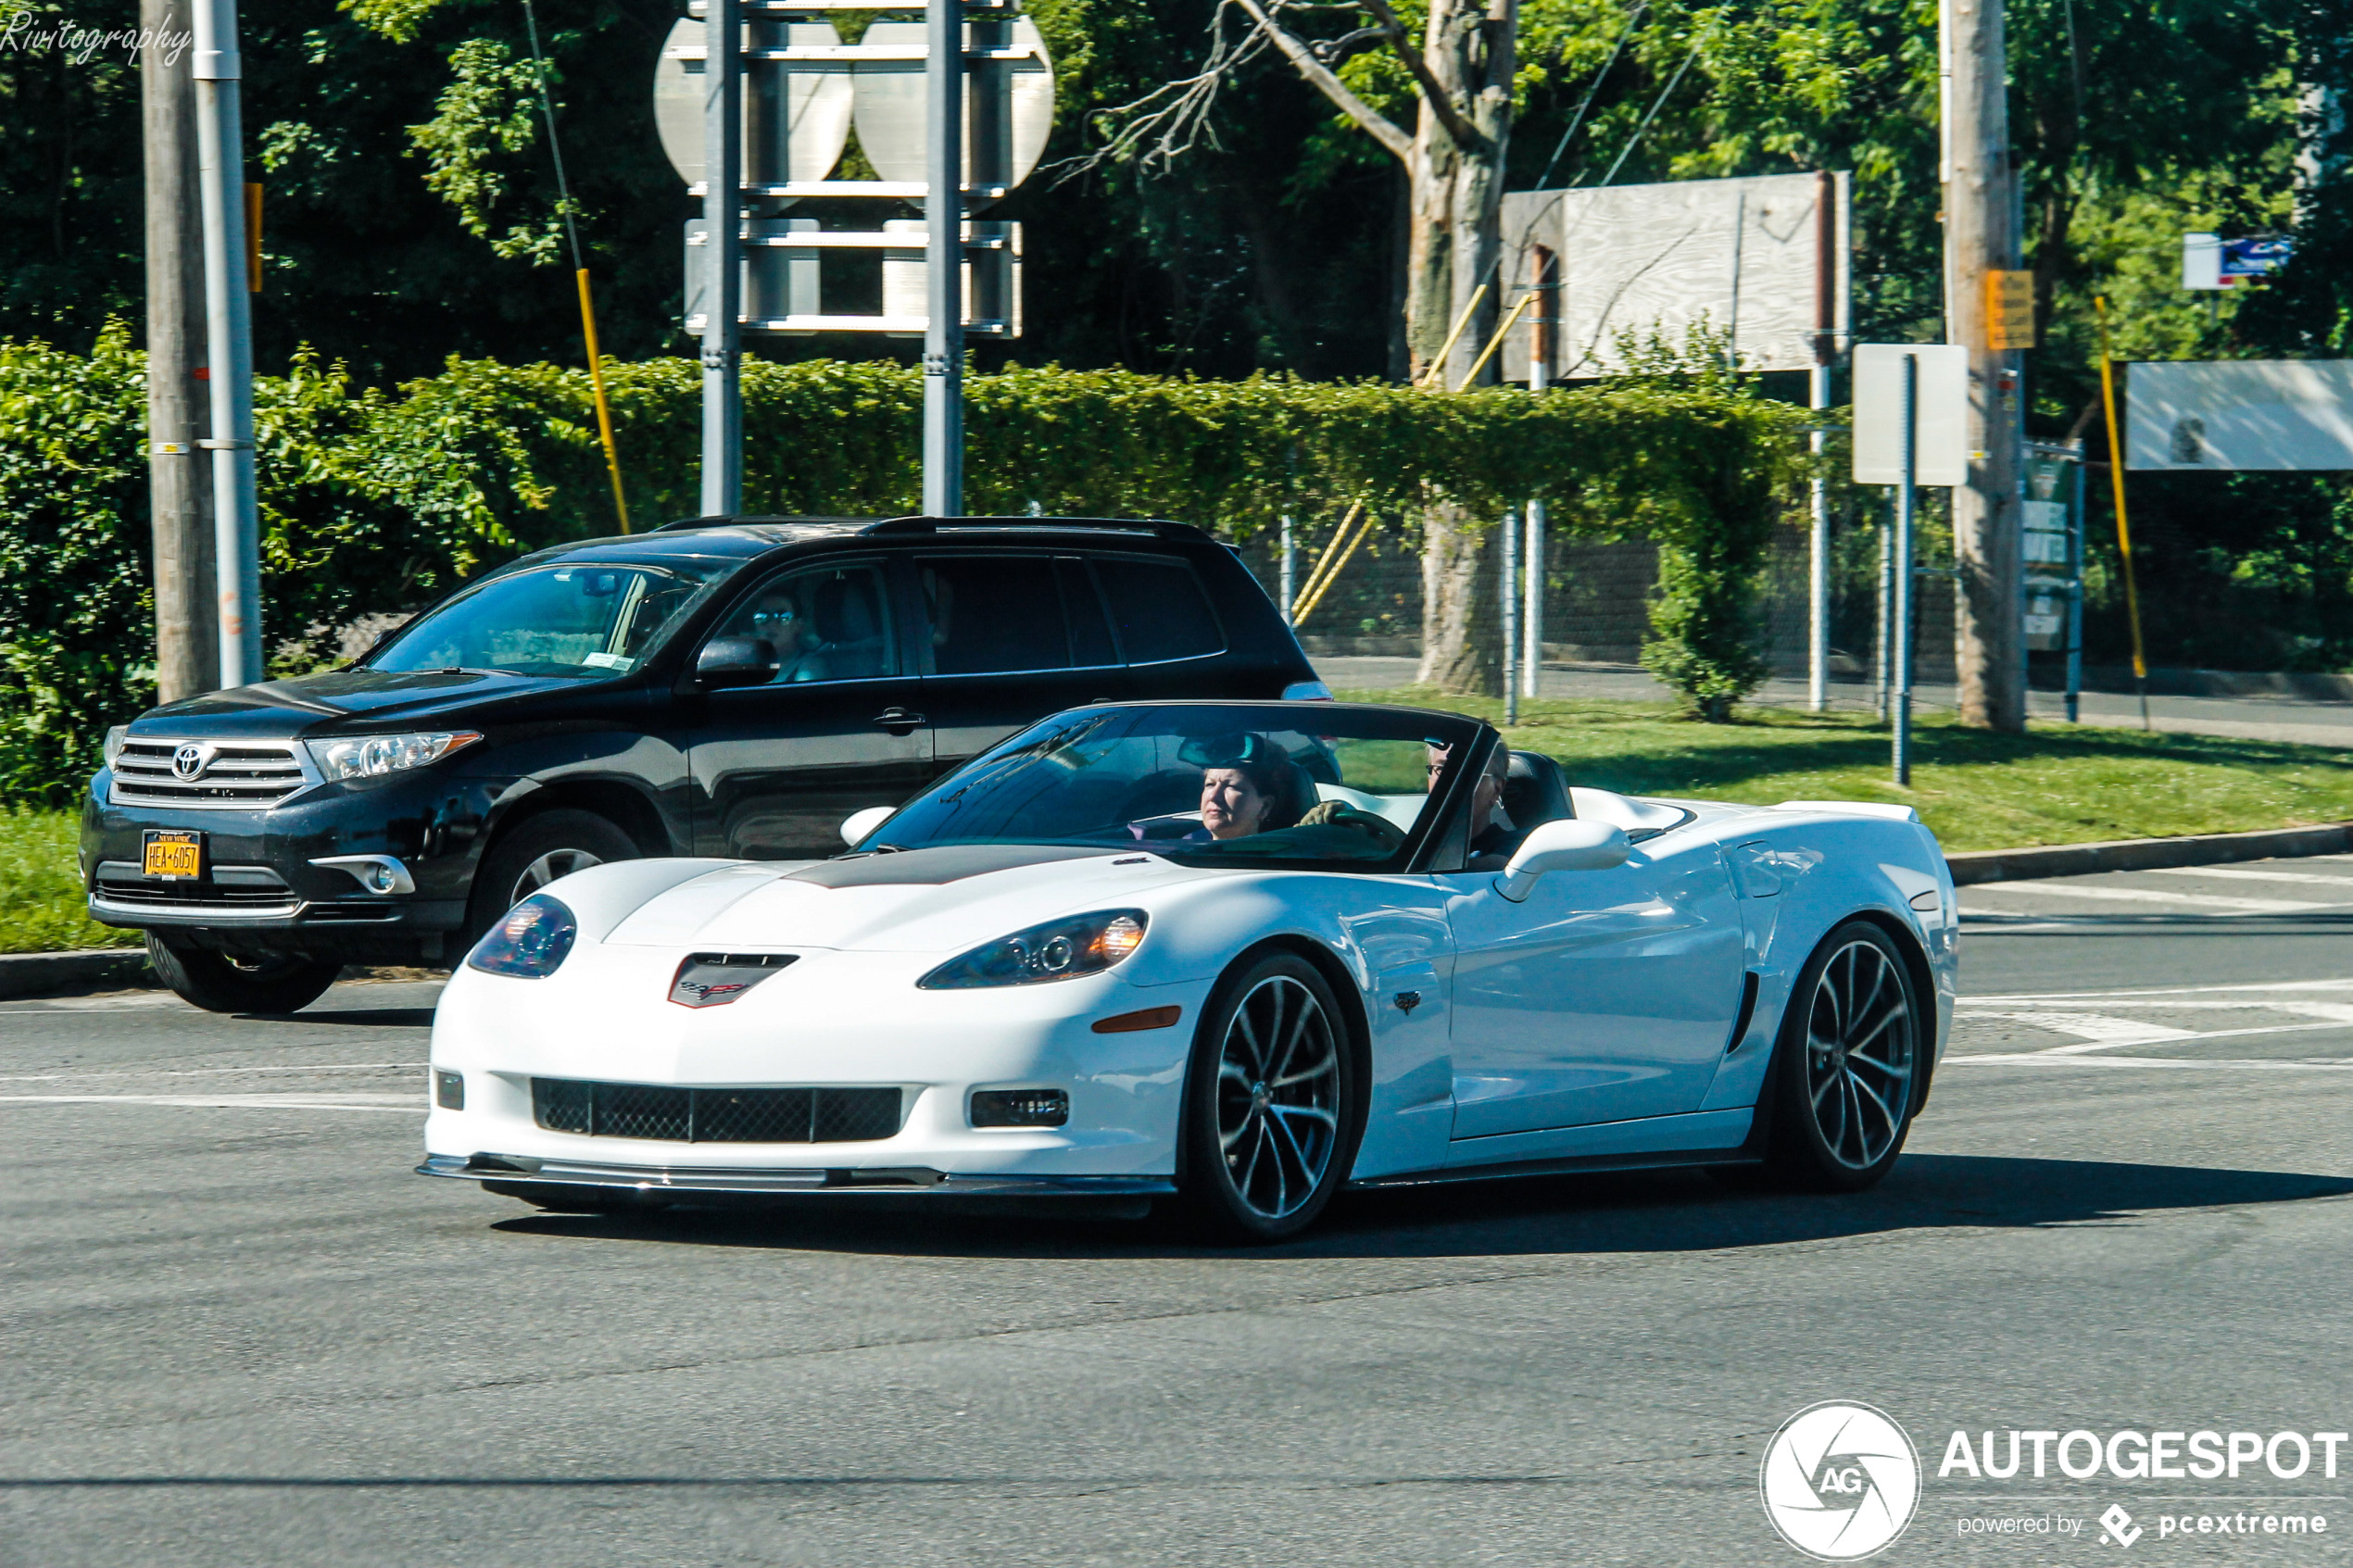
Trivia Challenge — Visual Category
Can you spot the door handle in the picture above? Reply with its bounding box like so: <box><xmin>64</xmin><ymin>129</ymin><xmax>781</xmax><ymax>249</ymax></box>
<box><xmin>872</xmin><ymin>708</ymin><xmax>925</xmax><ymax>734</ymax></box>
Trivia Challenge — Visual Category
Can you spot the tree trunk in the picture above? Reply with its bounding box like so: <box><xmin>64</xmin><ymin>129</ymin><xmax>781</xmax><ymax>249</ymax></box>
<box><xmin>1408</xmin><ymin>0</ymin><xmax>1514</xmax><ymax>694</ymax></box>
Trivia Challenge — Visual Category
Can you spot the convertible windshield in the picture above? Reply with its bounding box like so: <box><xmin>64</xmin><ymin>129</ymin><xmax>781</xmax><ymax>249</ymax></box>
<box><xmin>863</xmin><ymin>704</ymin><xmax>1479</xmax><ymax>868</ymax></box>
<box><xmin>369</xmin><ymin>560</ymin><xmax>732</xmax><ymax>677</ymax></box>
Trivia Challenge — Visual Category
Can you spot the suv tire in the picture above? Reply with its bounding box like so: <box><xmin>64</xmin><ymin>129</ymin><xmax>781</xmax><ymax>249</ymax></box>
<box><xmin>466</xmin><ymin>809</ymin><xmax>640</xmax><ymax>946</ymax></box>
<box><xmin>145</xmin><ymin>934</ymin><xmax>344</xmax><ymax>1015</ymax></box>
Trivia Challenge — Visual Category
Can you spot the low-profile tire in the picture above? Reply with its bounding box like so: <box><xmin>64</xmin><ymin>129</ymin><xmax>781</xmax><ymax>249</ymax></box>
<box><xmin>464</xmin><ymin>809</ymin><xmax>640</xmax><ymax>947</ymax></box>
<box><xmin>480</xmin><ymin>1180</ymin><xmax>666</xmax><ymax>1215</ymax></box>
<box><xmin>145</xmin><ymin>933</ymin><xmax>343</xmax><ymax>1015</ymax></box>
<box><xmin>1762</xmin><ymin>920</ymin><xmax>1924</xmax><ymax>1193</ymax></box>
<box><xmin>1176</xmin><ymin>951</ymin><xmax>1364</xmax><ymax>1244</ymax></box>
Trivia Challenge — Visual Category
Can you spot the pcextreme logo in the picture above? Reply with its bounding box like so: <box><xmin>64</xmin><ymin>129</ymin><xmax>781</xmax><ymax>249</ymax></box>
<box><xmin>1761</xmin><ymin>1401</ymin><xmax>1923</xmax><ymax>1561</ymax></box>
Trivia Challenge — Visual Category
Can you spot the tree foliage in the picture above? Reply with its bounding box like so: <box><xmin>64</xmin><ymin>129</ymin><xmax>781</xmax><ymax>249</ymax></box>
<box><xmin>0</xmin><ymin>331</ymin><xmax>1802</xmax><ymax>799</ymax></box>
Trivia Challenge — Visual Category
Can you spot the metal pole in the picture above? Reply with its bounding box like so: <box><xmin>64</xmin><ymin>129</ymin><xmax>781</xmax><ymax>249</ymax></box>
<box><xmin>192</xmin><ymin>0</ymin><xmax>261</xmax><ymax>688</ymax></box>
<box><xmin>143</xmin><ymin>0</ymin><xmax>219</xmax><ymax>700</ymax></box>
<box><xmin>1875</xmin><ymin>521</ymin><xmax>1893</xmax><ymax>721</ymax></box>
<box><xmin>1894</xmin><ymin>353</ymin><xmax>1917</xmax><ymax>784</ymax></box>
<box><xmin>699</xmin><ymin>0</ymin><xmax>742</xmax><ymax>517</ymax></box>
<box><xmin>2095</xmin><ymin>295</ymin><xmax>2152</xmax><ymax>732</ymax></box>
<box><xmin>1502</xmin><ymin>507</ymin><xmax>1519</xmax><ymax>726</ymax></box>
<box><xmin>1278</xmin><ymin>516</ymin><xmax>1296</xmax><ymax>626</ymax></box>
<box><xmin>1808</xmin><ymin>363</ymin><xmax>1831</xmax><ymax>709</ymax></box>
<box><xmin>2066</xmin><ymin>448</ymin><xmax>2084</xmax><ymax>722</ymax></box>
<box><xmin>1523</xmin><ymin>345</ymin><xmax>1546</xmax><ymax>699</ymax></box>
<box><xmin>921</xmin><ymin>0</ymin><xmax>964</xmax><ymax>516</ymax></box>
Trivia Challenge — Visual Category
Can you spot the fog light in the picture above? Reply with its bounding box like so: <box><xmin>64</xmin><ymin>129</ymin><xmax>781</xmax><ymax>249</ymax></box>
<box><xmin>434</xmin><ymin>1070</ymin><xmax>465</xmax><ymax>1110</ymax></box>
<box><xmin>970</xmin><ymin>1088</ymin><xmax>1068</xmax><ymax>1128</ymax></box>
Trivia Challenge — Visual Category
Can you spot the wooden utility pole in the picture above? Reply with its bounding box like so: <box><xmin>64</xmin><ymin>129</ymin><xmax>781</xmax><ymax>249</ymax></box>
<box><xmin>141</xmin><ymin>0</ymin><xmax>219</xmax><ymax>701</ymax></box>
<box><xmin>1943</xmin><ymin>0</ymin><xmax>2026</xmax><ymax>731</ymax></box>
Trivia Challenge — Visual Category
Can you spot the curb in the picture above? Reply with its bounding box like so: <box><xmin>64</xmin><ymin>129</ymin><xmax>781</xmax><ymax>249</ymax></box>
<box><xmin>1945</xmin><ymin>822</ymin><xmax>2353</xmax><ymax>886</ymax></box>
<box><xmin>0</xmin><ymin>947</ymin><xmax>152</xmax><ymax>1001</ymax></box>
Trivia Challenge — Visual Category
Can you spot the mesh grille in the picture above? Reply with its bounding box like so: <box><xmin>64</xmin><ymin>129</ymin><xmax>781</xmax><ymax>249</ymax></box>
<box><xmin>530</xmin><ymin>1078</ymin><xmax>903</xmax><ymax>1144</ymax></box>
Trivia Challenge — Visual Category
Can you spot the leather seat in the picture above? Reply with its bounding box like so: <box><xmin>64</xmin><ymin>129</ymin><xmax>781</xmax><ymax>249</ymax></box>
<box><xmin>1503</xmin><ymin>751</ymin><xmax>1575</xmax><ymax>829</ymax></box>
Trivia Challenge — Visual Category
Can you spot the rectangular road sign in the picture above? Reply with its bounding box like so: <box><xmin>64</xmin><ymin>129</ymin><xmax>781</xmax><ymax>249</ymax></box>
<box><xmin>2126</xmin><ymin>359</ymin><xmax>2353</xmax><ymax>470</ymax></box>
<box><xmin>1851</xmin><ymin>344</ymin><xmax>1971</xmax><ymax>486</ymax></box>
<box><xmin>1986</xmin><ymin>270</ymin><xmax>2036</xmax><ymax>350</ymax></box>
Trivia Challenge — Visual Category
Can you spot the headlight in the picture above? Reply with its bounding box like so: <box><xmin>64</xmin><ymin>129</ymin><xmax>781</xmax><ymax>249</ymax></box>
<box><xmin>308</xmin><ymin>730</ymin><xmax>482</xmax><ymax>781</ymax></box>
<box><xmin>103</xmin><ymin>725</ymin><xmax>129</xmax><ymax>766</ymax></box>
<box><xmin>466</xmin><ymin>895</ymin><xmax>577</xmax><ymax>978</ymax></box>
<box><xmin>918</xmin><ymin>909</ymin><xmax>1148</xmax><ymax>989</ymax></box>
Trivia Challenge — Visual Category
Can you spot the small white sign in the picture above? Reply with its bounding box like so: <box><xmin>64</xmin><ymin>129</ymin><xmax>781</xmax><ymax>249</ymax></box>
<box><xmin>1852</xmin><ymin>344</ymin><xmax>1971</xmax><ymax>486</ymax></box>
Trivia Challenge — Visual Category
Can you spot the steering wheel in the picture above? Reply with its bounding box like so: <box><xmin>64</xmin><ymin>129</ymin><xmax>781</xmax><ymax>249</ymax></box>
<box><xmin>1294</xmin><ymin>800</ymin><xmax>1406</xmax><ymax>850</ymax></box>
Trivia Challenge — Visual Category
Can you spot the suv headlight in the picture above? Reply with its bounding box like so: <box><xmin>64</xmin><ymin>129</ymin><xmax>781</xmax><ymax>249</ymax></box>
<box><xmin>103</xmin><ymin>725</ymin><xmax>129</xmax><ymax>766</ymax></box>
<box><xmin>918</xmin><ymin>909</ymin><xmax>1148</xmax><ymax>990</ymax></box>
<box><xmin>308</xmin><ymin>731</ymin><xmax>482</xmax><ymax>781</ymax></box>
<box><xmin>466</xmin><ymin>895</ymin><xmax>578</xmax><ymax>978</ymax></box>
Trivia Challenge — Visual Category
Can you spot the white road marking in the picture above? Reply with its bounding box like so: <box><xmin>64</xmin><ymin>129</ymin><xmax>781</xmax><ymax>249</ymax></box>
<box><xmin>2142</xmin><ymin>865</ymin><xmax>2353</xmax><ymax>888</ymax></box>
<box><xmin>1964</xmin><ymin>977</ymin><xmax>2353</xmax><ymax>1004</ymax></box>
<box><xmin>1949</xmin><ymin>1053</ymin><xmax>2353</xmax><ymax>1071</ymax></box>
<box><xmin>1963</xmin><ymin>1011</ymin><xmax>2197</xmax><ymax>1048</ymax></box>
<box><xmin>1963</xmin><ymin>884</ymin><xmax>2324</xmax><ymax>913</ymax></box>
<box><xmin>0</xmin><ymin>1092</ymin><xmax>424</xmax><ymax>1112</ymax></box>
<box><xmin>0</xmin><ymin>1062</ymin><xmax>424</xmax><ymax>1084</ymax></box>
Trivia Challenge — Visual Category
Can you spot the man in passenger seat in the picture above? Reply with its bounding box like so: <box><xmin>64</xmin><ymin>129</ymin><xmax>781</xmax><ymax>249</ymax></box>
<box><xmin>1426</xmin><ymin>742</ymin><xmax>1523</xmax><ymax>871</ymax></box>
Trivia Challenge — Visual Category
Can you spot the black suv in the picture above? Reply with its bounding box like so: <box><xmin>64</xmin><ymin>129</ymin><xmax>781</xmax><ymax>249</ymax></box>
<box><xmin>84</xmin><ymin>516</ymin><xmax>1327</xmax><ymax>1012</ymax></box>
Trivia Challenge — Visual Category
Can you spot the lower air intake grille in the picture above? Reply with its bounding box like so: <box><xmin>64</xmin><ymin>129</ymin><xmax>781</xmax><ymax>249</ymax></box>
<box><xmin>530</xmin><ymin>1078</ymin><xmax>903</xmax><ymax>1144</ymax></box>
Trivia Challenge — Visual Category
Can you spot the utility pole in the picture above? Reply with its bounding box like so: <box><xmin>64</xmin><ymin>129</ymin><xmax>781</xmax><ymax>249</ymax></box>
<box><xmin>1942</xmin><ymin>0</ymin><xmax>2025</xmax><ymax>731</ymax></box>
<box><xmin>143</xmin><ymin>0</ymin><xmax>218</xmax><ymax>701</ymax></box>
<box><xmin>698</xmin><ymin>0</ymin><xmax>742</xmax><ymax>517</ymax></box>
<box><xmin>192</xmin><ymin>0</ymin><xmax>262</xmax><ymax>688</ymax></box>
<box><xmin>921</xmin><ymin>0</ymin><xmax>964</xmax><ymax>516</ymax></box>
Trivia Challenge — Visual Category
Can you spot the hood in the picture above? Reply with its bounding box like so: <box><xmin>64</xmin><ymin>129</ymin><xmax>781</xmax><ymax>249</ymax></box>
<box><xmin>135</xmin><ymin>668</ymin><xmax>607</xmax><ymax>738</ymax></box>
<box><xmin>602</xmin><ymin>845</ymin><xmax>1216</xmax><ymax>954</ymax></box>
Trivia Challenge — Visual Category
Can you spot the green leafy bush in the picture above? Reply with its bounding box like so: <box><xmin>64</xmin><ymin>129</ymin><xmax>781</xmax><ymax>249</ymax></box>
<box><xmin>0</xmin><ymin>332</ymin><xmax>1803</xmax><ymax>803</ymax></box>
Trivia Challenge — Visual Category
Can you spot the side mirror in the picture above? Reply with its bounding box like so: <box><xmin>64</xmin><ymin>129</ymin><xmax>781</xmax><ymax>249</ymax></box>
<box><xmin>1493</xmin><ymin>819</ymin><xmax>1631</xmax><ymax>902</ymax></box>
<box><xmin>694</xmin><ymin>635</ymin><xmax>778</xmax><ymax>690</ymax></box>
<box><xmin>841</xmin><ymin>804</ymin><xmax>897</xmax><ymax>847</ymax></box>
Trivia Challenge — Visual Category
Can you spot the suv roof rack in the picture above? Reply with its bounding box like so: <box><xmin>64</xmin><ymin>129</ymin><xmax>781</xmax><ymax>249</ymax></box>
<box><xmin>651</xmin><ymin>515</ymin><xmax>882</xmax><ymax>533</ymax></box>
<box><xmin>862</xmin><ymin>515</ymin><xmax>1212</xmax><ymax>542</ymax></box>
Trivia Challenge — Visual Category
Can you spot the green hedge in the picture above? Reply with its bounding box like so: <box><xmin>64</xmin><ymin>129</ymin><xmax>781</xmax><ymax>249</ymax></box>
<box><xmin>0</xmin><ymin>326</ymin><xmax>1806</xmax><ymax>805</ymax></box>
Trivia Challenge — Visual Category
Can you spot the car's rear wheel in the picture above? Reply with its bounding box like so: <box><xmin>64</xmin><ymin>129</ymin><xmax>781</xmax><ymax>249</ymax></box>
<box><xmin>1763</xmin><ymin>921</ymin><xmax>1922</xmax><ymax>1192</ymax></box>
<box><xmin>145</xmin><ymin>934</ymin><xmax>343</xmax><ymax>1015</ymax></box>
<box><xmin>464</xmin><ymin>809</ymin><xmax>639</xmax><ymax>950</ymax></box>
<box><xmin>1176</xmin><ymin>952</ymin><xmax>1362</xmax><ymax>1243</ymax></box>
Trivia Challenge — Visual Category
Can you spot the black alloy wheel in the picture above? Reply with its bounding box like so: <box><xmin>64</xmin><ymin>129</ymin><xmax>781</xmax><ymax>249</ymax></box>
<box><xmin>1766</xmin><ymin>920</ymin><xmax>1923</xmax><ymax>1192</ymax></box>
<box><xmin>145</xmin><ymin>933</ymin><xmax>344</xmax><ymax>1015</ymax></box>
<box><xmin>1178</xmin><ymin>951</ymin><xmax>1362</xmax><ymax>1242</ymax></box>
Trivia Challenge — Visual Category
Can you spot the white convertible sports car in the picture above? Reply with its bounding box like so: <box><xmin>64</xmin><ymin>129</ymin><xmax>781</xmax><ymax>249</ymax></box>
<box><xmin>421</xmin><ymin>701</ymin><xmax>1957</xmax><ymax>1239</ymax></box>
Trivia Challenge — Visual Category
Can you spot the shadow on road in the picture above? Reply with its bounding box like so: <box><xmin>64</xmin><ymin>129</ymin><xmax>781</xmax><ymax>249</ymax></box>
<box><xmin>486</xmin><ymin>1152</ymin><xmax>2353</xmax><ymax>1261</ymax></box>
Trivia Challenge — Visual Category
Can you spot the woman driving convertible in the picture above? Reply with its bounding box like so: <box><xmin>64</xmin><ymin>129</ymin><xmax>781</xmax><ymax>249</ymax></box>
<box><xmin>1132</xmin><ymin>733</ymin><xmax>1401</xmax><ymax>850</ymax></box>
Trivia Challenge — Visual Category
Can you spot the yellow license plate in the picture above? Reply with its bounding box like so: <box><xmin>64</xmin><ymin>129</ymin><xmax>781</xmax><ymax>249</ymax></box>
<box><xmin>142</xmin><ymin>831</ymin><xmax>203</xmax><ymax>881</ymax></box>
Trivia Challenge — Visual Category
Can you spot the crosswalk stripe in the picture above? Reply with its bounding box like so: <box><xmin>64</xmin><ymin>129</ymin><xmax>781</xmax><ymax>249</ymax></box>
<box><xmin>2142</xmin><ymin>866</ymin><xmax>2353</xmax><ymax>888</ymax></box>
<box><xmin>1948</xmin><ymin>1053</ymin><xmax>2353</xmax><ymax>1070</ymax></box>
<box><xmin>1964</xmin><ymin>883</ymin><xmax>2323</xmax><ymax>913</ymax></box>
<box><xmin>0</xmin><ymin>1093</ymin><xmax>424</xmax><ymax>1112</ymax></box>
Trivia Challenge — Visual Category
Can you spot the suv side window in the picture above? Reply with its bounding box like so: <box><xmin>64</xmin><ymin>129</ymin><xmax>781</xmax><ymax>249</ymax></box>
<box><xmin>919</xmin><ymin>555</ymin><xmax>1072</xmax><ymax>675</ymax></box>
<box><xmin>703</xmin><ymin>560</ymin><xmax>898</xmax><ymax>684</ymax></box>
<box><xmin>1093</xmin><ymin>554</ymin><xmax>1225</xmax><ymax>663</ymax></box>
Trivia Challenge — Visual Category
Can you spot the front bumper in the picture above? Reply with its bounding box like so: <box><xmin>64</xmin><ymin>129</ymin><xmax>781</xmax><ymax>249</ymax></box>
<box><xmin>419</xmin><ymin>1151</ymin><xmax>1174</xmax><ymax>1199</ymax></box>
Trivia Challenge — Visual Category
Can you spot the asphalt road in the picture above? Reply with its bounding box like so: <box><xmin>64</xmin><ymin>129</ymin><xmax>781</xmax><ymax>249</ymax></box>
<box><xmin>10</xmin><ymin>859</ymin><xmax>2353</xmax><ymax>1565</ymax></box>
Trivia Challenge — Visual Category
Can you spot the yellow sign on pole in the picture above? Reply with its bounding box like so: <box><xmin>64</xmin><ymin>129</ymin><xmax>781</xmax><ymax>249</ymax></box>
<box><xmin>1986</xmin><ymin>269</ymin><xmax>2036</xmax><ymax>349</ymax></box>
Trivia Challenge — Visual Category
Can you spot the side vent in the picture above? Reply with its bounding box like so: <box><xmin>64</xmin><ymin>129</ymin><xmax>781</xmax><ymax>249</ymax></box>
<box><xmin>1726</xmin><ymin>972</ymin><xmax>1762</xmax><ymax>1054</ymax></box>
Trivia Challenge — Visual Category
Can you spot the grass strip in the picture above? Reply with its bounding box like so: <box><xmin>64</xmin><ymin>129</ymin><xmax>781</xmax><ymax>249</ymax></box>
<box><xmin>0</xmin><ymin>809</ymin><xmax>139</xmax><ymax>955</ymax></box>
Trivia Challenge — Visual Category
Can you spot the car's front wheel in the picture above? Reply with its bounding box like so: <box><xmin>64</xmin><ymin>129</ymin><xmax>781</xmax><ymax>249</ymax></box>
<box><xmin>1763</xmin><ymin>920</ymin><xmax>1924</xmax><ymax>1192</ymax></box>
<box><xmin>464</xmin><ymin>809</ymin><xmax>640</xmax><ymax>950</ymax></box>
<box><xmin>145</xmin><ymin>934</ymin><xmax>343</xmax><ymax>1015</ymax></box>
<box><xmin>1176</xmin><ymin>951</ymin><xmax>1363</xmax><ymax>1242</ymax></box>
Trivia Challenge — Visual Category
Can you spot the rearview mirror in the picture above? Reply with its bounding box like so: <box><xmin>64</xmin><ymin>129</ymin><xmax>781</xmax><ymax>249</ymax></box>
<box><xmin>694</xmin><ymin>635</ymin><xmax>778</xmax><ymax>690</ymax></box>
<box><xmin>841</xmin><ymin>804</ymin><xmax>897</xmax><ymax>847</ymax></box>
<box><xmin>1493</xmin><ymin>818</ymin><xmax>1631</xmax><ymax>901</ymax></box>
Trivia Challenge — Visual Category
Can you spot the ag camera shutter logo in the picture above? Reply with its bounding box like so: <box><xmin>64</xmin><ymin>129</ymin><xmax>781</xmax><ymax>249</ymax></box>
<box><xmin>1761</xmin><ymin>1401</ymin><xmax>1921</xmax><ymax>1560</ymax></box>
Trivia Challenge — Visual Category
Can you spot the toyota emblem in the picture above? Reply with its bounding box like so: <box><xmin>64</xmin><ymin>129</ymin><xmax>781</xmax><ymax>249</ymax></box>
<box><xmin>171</xmin><ymin>742</ymin><xmax>213</xmax><ymax>782</ymax></box>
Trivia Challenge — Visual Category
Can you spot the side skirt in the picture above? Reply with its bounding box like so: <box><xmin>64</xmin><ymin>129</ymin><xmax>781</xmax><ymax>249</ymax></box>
<box><xmin>1350</xmin><ymin>1144</ymin><xmax>1759</xmax><ymax>1190</ymax></box>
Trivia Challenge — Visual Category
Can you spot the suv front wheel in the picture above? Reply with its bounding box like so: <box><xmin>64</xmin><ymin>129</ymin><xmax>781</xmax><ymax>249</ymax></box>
<box><xmin>465</xmin><ymin>809</ymin><xmax>640</xmax><ymax>947</ymax></box>
<box><xmin>145</xmin><ymin>934</ymin><xmax>344</xmax><ymax>1015</ymax></box>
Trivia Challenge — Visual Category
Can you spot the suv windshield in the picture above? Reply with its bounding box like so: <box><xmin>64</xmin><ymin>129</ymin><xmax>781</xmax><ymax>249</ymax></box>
<box><xmin>862</xmin><ymin>704</ymin><xmax>1478</xmax><ymax>869</ymax></box>
<box><xmin>369</xmin><ymin>560</ymin><xmax>732</xmax><ymax>677</ymax></box>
